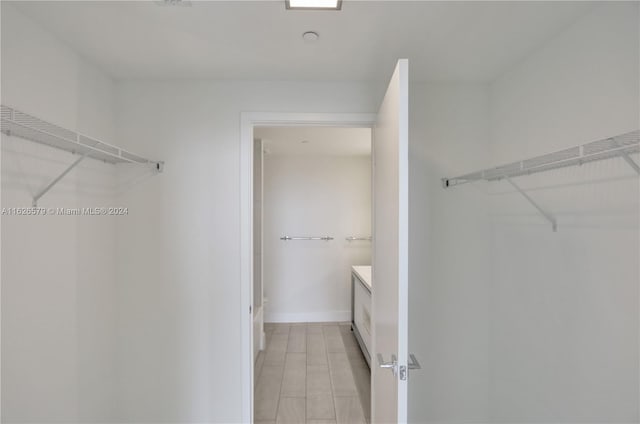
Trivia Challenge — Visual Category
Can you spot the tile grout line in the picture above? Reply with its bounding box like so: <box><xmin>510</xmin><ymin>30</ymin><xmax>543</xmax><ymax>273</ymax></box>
<box><xmin>325</xmin><ymin>325</ymin><xmax>340</xmax><ymax>424</ymax></box>
<box><xmin>304</xmin><ymin>325</ymin><xmax>309</xmax><ymax>422</ymax></box>
<box><xmin>274</xmin><ymin>325</ymin><xmax>290</xmax><ymax>423</ymax></box>
<box><xmin>342</xmin><ymin>325</ymin><xmax>369</xmax><ymax>422</ymax></box>
<box><xmin>336</xmin><ymin>324</ymin><xmax>370</xmax><ymax>423</ymax></box>
<box><xmin>348</xmin><ymin>327</ymin><xmax>368</xmax><ymax>424</ymax></box>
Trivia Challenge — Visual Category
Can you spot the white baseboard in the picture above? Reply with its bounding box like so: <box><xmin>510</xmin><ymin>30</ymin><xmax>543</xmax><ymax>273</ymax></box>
<box><xmin>265</xmin><ymin>310</ymin><xmax>351</xmax><ymax>323</ymax></box>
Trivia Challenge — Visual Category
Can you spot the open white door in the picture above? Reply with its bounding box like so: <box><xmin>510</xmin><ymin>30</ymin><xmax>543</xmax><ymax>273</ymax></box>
<box><xmin>372</xmin><ymin>59</ymin><xmax>409</xmax><ymax>423</ymax></box>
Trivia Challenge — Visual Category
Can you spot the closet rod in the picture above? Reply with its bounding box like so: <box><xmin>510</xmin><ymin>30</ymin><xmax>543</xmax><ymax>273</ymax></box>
<box><xmin>442</xmin><ymin>130</ymin><xmax>639</xmax><ymax>188</ymax></box>
<box><xmin>345</xmin><ymin>236</ymin><xmax>372</xmax><ymax>241</ymax></box>
<box><xmin>280</xmin><ymin>236</ymin><xmax>334</xmax><ymax>241</ymax></box>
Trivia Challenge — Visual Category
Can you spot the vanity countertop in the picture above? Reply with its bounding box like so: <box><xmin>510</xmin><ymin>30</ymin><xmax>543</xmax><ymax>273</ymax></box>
<box><xmin>352</xmin><ymin>265</ymin><xmax>372</xmax><ymax>291</ymax></box>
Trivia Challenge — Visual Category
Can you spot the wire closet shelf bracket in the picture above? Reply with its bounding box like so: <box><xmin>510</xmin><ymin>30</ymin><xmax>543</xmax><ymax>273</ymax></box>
<box><xmin>1</xmin><ymin>105</ymin><xmax>164</xmax><ymax>207</ymax></box>
<box><xmin>441</xmin><ymin>130</ymin><xmax>640</xmax><ymax>232</ymax></box>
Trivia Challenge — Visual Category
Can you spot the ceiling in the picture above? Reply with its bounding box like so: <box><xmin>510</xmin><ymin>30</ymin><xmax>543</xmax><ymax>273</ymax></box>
<box><xmin>7</xmin><ymin>1</ymin><xmax>595</xmax><ymax>82</ymax></box>
<box><xmin>255</xmin><ymin>126</ymin><xmax>371</xmax><ymax>156</ymax></box>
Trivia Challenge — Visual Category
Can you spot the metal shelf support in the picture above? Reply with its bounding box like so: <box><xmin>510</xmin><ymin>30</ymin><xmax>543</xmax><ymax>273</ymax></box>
<box><xmin>620</xmin><ymin>151</ymin><xmax>640</xmax><ymax>174</ymax></box>
<box><xmin>505</xmin><ymin>177</ymin><xmax>557</xmax><ymax>232</ymax></box>
<box><xmin>32</xmin><ymin>153</ymin><xmax>87</xmax><ymax>207</ymax></box>
<box><xmin>612</xmin><ymin>137</ymin><xmax>640</xmax><ymax>174</ymax></box>
<box><xmin>441</xmin><ymin>130</ymin><xmax>639</xmax><ymax>232</ymax></box>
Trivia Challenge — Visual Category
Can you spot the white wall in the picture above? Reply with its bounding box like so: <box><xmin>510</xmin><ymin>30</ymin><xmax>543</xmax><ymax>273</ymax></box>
<box><xmin>488</xmin><ymin>3</ymin><xmax>639</xmax><ymax>422</ymax></box>
<box><xmin>408</xmin><ymin>83</ymin><xmax>492</xmax><ymax>423</ymax></box>
<box><xmin>115</xmin><ymin>78</ymin><xmax>491</xmax><ymax>424</ymax></box>
<box><xmin>3</xmin><ymin>2</ymin><xmax>637</xmax><ymax>423</ymax></box>
<box><xmin>1</xmin><ymin>4</ymin><xmax>117</xmax><ymax>422</ymax></box>
<box><xmin>408</xmin><ymin>4</ymin><xmax>639</xmax><ymax>423</ymax></box>
<box><xmin>113</xmin><ymin>80</ymin><xmax>383</xmax><ymax>422</ymax></box>
<box><xmin>0</xmin><ymin>9</ymin><xmax>382</xmax><ymax>422</ymax></box>
<box><xmin>263</xmin><ymin>152</ymin><xmax>371</xmax><ymax>323</ymax></box>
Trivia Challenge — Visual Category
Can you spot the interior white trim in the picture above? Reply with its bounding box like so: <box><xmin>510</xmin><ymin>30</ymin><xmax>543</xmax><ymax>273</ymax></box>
<box><xmin>240</xmin><ymin>111</ymin><xmax>375</xmax><ymax>423</ymax></box>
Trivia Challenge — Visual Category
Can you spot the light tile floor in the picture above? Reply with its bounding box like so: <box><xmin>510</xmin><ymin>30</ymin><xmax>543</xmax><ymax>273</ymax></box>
<box><xmin>254</xmin><ymin>322</ymin><xmax>370</xmax><ymax>424</ymax></box>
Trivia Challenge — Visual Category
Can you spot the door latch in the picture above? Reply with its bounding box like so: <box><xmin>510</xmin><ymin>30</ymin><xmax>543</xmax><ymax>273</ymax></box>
<box><xmin>399</xmin><ymin>365</ymin><xmax>407</xmax><ymax>380</ymax></box>
<box><xmin>377</xmin><ymin>353</ymin><xmax>397</xmax><ymax>377</ymax></box>
<box><xmin>400</xmin><ymin>353</ymin><xmax>422</xmax><ymax>380</ymax></box>
<box><xmin>378</xmin><ymin>353</ymin><xmax>421</xmax><ymax>380</ymax></box>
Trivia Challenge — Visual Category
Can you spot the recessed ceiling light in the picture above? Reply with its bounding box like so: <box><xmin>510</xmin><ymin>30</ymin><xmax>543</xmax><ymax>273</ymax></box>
<box><xmin>286</xmin><ymin>0</ymin><xmax>342</xmax><ymax>10</ymax></box>
<box><xmin>302</xmin><ymin>31</ymin><xmax>320</xmax><ymax>43</ymax></box>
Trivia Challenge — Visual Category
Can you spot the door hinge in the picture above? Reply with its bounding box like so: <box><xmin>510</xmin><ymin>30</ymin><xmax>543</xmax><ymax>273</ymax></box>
<box><xmin>399</xmin><ymin>365</ymin><xmax>407</xmax><ymax>381</ymax></box>
<box><xmin>249</xmin><ymin>305</ymin><xmax>252</xmax><ymax>314</ymax></box>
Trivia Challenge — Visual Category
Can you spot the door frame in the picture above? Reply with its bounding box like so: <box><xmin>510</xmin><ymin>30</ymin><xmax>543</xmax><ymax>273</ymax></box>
<box><xmin>240</xmin><ymin>112</ymin><xmax>376</xmax><ymax>423</ymax></box>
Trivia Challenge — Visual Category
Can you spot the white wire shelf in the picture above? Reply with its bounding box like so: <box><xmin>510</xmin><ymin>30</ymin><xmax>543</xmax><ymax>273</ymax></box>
<box><xmin>442</xmin><ymin>130</ymin><xmax>639</xmax><ymax>232</ymax></box>
<box><xmin>442</xmin><ymin>130</ymin><xmax>639</xmax><ymax>188</ymax></box>
<box><xmin>1</xmin><ymin>104</ymin><xmax>164</xmax><ymax>206</ymax></box>
<box><xmin>1</xmin><ymin>105</ymin><xmax>163</xmax><ymax>169</ymax></box>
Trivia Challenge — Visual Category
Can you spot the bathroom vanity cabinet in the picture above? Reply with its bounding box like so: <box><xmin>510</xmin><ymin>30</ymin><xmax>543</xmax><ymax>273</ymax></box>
<box><xmin>351</xmin><ymin>265</ymin><xmax>372</xmax><ymax>367</ymax></box>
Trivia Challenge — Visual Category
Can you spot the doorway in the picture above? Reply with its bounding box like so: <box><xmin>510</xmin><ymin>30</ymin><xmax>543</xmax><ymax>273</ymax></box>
<box><xmin>252</xmin><ymin>125</ymin><xmax>372</xmax><ymax>423</ymax></box>
<box><xmin>239</xmin><ymin>112</ymin><xmax>376</xmax><ymax>423</ymax></box>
